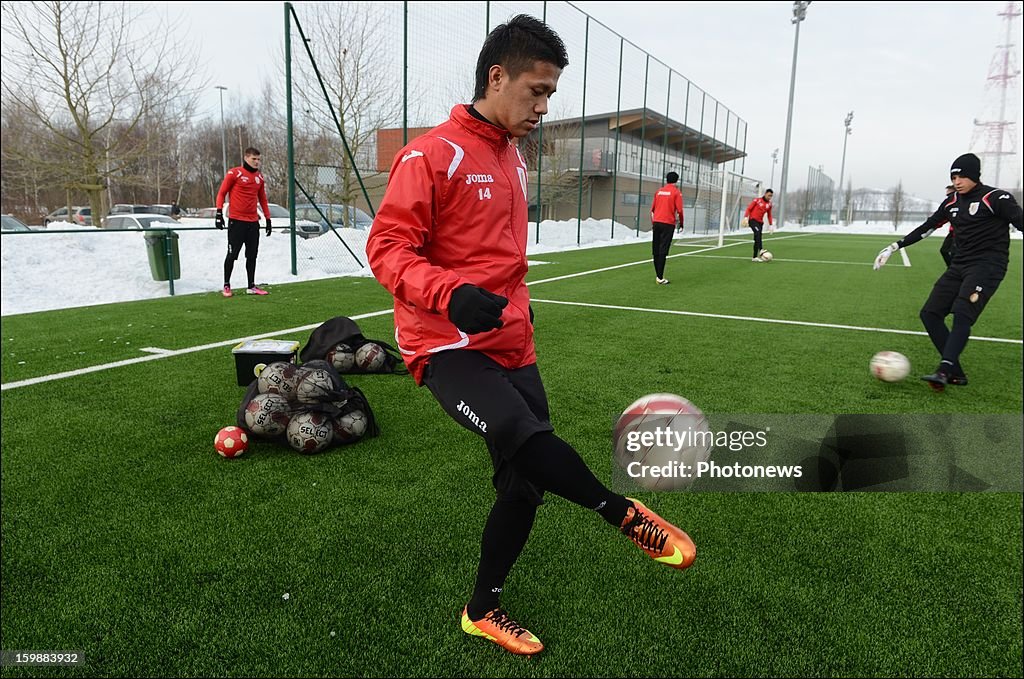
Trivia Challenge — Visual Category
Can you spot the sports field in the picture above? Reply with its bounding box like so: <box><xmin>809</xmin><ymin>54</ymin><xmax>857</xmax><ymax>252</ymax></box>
<box><xmin>1</xmin><ymin>232</ymin><xmax>1021</xmax><ymax>677</ymax></box>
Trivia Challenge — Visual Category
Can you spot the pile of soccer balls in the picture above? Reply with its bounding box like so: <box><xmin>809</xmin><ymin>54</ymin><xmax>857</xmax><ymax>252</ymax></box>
<box><xmin>236</xmin><ymin>359</ymin><xmax>376</xmax><ymax>455</ymax></box>
<box><xmin>325</xmin><ymin>341</ymin><xmax>388</xmax><ymax>373</ymax></box>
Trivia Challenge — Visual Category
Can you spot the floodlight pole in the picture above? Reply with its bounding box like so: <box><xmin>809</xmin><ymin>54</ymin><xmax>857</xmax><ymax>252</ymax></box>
<box><xmin>835</xmin><ymin>111</ymin><xmax>853</xmax><ymax>222</ymax></box>
<box><xmin>777</xmin><ymin>1</ymin><xmax>809</xmax><ymax>229</ymax></box>
<box><xmin>770</xmin><ymin>148</ymin><xmax>778</xmax><ymax>189</ymax></box>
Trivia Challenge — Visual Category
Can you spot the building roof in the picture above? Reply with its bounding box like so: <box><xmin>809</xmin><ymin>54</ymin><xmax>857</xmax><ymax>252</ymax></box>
<box><xmin>533</xmin><ymin>107</ymin><xmax>745</xmax><ymax>164</ymax></box>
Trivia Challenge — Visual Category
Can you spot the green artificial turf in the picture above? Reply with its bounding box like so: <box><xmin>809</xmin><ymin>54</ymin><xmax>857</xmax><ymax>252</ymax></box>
<box><xmin>2</xmin><ymin>233</ymin><xmax>1021</xmax><ymax>677</ymax></box>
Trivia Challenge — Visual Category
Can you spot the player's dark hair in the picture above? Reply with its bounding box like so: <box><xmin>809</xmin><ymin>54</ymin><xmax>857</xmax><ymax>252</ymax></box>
<box><xmin>244</xmin><ymin>147</ymin><xmax>261</xmax><ymax>157</ymax></box>
<box><xmin>474</xmin><ymin>15</ymin><xmax>569</xmax><ymax>101</ymax></box>
<box><xmin>764</xmin><ymin>189</ymin><xmax>774</xmax><ymax>195</ymax></box>
<box><xmin>666</xmin><ymin>171</ymin><xmax>679</xmax><ymax>184</ymax></box>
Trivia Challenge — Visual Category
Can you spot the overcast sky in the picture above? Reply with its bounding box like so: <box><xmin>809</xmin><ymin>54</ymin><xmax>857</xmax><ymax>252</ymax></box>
<box><xmin>151</xmin><ymin>1</ymin><xmax>1022</xmax><ymax>200</ymax></box>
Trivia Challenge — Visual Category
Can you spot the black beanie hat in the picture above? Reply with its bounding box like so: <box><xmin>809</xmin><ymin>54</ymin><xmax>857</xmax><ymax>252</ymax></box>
<box><xmin>950</xmin><ymin>153</ymin><xmax>981</xmax><ymax>182</ymax></box>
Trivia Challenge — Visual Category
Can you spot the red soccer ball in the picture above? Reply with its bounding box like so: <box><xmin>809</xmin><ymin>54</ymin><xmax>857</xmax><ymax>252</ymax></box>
<box><xmin>214</xmin><ymin>426</ymin><xmax>249</xmax><ymax>458</ymax></box>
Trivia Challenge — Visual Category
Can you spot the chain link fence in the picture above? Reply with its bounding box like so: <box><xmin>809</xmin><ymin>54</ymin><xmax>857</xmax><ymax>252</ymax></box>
<box><xmin>283</xmin><ymin>1</ymin><xmax>758</xmax><ymax>275</ymax></box>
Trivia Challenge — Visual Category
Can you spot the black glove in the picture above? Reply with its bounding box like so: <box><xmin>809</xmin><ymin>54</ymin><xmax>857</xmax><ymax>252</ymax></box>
<box><xmin>265</xmin><ymin>218</ymin><xmax>272</xmax><ymax>236</ymax></box>
<box><xmin>529</xmin><ymin>304</ymin><xmax>534</xmax><ymax>325</ymax></box>
<box><xmin>447</xmin><ymin>284</ymin><xmax>508</xmax><ymax>334</ymax></box>
<box><xmin>215</xmin><ymin>210</ymin><xmax>225</xmax><ymax>229</ymax></box>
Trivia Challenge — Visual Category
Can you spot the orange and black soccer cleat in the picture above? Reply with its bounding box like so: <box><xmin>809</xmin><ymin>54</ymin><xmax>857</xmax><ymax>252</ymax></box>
<box><xmin>460</xmin><ymin>606</ymin><xmax>544</xmax><ymax>655</ymax></box>
<box><xmin>620</xmin><ymin>498</ymin><xmax>696</xmax><ymax>569</ymax></box>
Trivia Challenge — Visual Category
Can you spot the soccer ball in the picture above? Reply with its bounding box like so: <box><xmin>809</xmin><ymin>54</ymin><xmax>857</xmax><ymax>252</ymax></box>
<box><xmin>613</xmin><ymin>393</ymin><xmax>712</xmax><ymax>491</ymax></box>
<box><xmin>258</xmin><ymin>361</ymin><xmax>299</xmax><ymax>398</ymax></box>
<box><xmin>287</xmin><ymin>412</ymin><xmax>334</xmax><ymax>454</ymax></box>
<box><xmin>332</xmin><ymin>409</ymin><xmax>368</xmax><ymax>443</ymax></box>
<box><xmin>355</xmin><ymin>342</ymin><xmax>386</xmax><ymax>372</ymax></box>
<box><xmin>759</xmin><ymin>250</ymin><xmax>773</xmax><ymax>262</ymax></box>
<box><xmin>215</xmin><ymin>426</ymin><xmax>249</xmax><ymax>458</ymax></box>
<box><xmin>296</xmin><ymin>368</ymin><xmax>335</xmax><ymax>404</ymax></box>
<box><xmin>327</xmin><ymin>343</ymin><xmax>356</xmax><ymax>372</ymax></box>
<box><xmin>244</xmin><ymin>392</ymin><xmax>291</xmax><ymax>436</ymax></box>
<box><xmin>870</xmin><ymin>351</ymin><xmax>911</xmax><ymax>382</ymax></box>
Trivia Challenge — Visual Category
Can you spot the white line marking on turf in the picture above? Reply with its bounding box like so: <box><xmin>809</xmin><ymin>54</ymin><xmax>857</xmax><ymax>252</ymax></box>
<box><xmin>684</xmin><ymin>254</ymin><xmax>876</xmax><ymax>266</ymax></box>
<box><xmin>138</xmin><ymin>347</ymin><xmax>172</xmax><ymax>355</ymax></box>
<box><xmin>899</xmin><ymin>247</ymin><xmax>911</xmax><ymax>267</ymax></box>
<box><xmin>527</xmin><ymin>233</ymin><xmax>814</xmax><ymax>286</ymax></box>
<box><xmin>530</xmin><ymin>298</ymin><xmax>1023</xmax><ymax>345</ymax></box>
<box><xmin>0</xmin><ymin>309</ymin><xmax>395</xmax><ymax>391</ymax></box>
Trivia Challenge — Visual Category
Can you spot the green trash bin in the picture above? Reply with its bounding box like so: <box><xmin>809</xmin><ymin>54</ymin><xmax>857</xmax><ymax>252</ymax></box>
<box><xmin>144</xmin><ymin>230</ymin><xmax>181</xmax><ymax>281</ymax></box>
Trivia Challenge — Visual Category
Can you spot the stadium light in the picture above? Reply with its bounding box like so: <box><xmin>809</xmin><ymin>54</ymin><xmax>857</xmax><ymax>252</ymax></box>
<box><xmin>777</xmin><ymin>1</ymin><xmax>810</xmax><ymax>228</ymax></box>
<box><xmin>770</xmin><ymin>148</ymin><xmax>779</xmax><ymax>189</ymax></box>
<box><xmin>215</xmin><ymin>86</ymin><xmax>228</xmax><ymax>179</ymax></box>
<box><xmin>835</xmin><ymin>111</ymin><xmax>853</xmax><ymax>222</ymax></box>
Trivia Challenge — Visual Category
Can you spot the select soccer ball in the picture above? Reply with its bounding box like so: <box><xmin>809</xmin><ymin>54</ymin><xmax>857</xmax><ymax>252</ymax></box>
<box><xmin>870</xmin><ymin>351</ymin><xmax>911</xmax><ymax>382</ymax></box>
<box><xmin>355</xmin><ymin>342</ymin><xmax>386</xmax><ymax>372</ymax></box>
<box><xmin>332</xmin><ymin>409</ymin><xmax>368</xmax><ymax>443</ymax></box>
<box><xmin>244</xmin><ymin>392</ymin><xmax>291</xmax><ymax>436</ymax></box>
<box><xmin>327</xmin><ymin>343</ymin><xmax>356</xmax><ymax>372</ymax></box>
<box><xmin>296</xmin><ymin>368</ymin><xmax>335</xmax><ymax>404</ymax></box>
<box><xmin>287</xmin><ymin>411</ymin><xmax>334</xmax><ymax>454</ymax></box>
<box><xmin>258</xmin><ymin>361</ymin><xmax>299</xmax><ymax>399</ymax></box>
<box><xmin>215</xmin><ymin>426</ymin><xmax>249</xmax><ymax>458</ymax></box>
<box><xmin>759</xmin><ymin>250</ymin><xmax>773</xmax><ymax>262</ymax></box>
<box><xmin>613</xmin><ymin>393</ymin><xmax>712</xmax><ymax>491</ymax></box>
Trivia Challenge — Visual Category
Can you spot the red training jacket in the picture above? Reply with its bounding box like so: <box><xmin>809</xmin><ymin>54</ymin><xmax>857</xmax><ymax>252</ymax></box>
<box><xmin>216</xmin><ymin>165</ymin><xmax>269</xmax><ymax>222</ymax></box>
<box><xmin>744</xmin><ymin>196</ymin><xmax>774</xmax><ymax>225</ymax></box>
<box><xmin>651</xmin><ymin>183</ymin><xmax>684</xmax><ymax>226</ymax></box>
<box><xmin>366</xmin><ymin>105</ymin><xmax>535</xmax><ymax>385</ymax></box>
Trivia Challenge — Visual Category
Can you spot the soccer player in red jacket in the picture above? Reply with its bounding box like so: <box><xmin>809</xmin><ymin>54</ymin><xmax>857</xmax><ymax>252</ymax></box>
<box><xmin>215</xmin><ymin>147</ymin><xmax>272</xmax><ymax>296</ymax></box>
<box><xmin>366</xmin><ymin>15</ymin><xmax>695</xmax><ymax>656</ymax></box>
<box><xmin>650</xmin><ymin>171</ymin><xmax>684</xmax><ymax>284</ymax></box>
<box><xmin>743</xmin><ymin>189</ymin><xmax>774</xmax><ymax>261</ymax></box>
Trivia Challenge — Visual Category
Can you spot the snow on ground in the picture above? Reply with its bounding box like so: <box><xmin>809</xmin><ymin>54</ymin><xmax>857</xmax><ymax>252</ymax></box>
<box><xmin>2</xmin><ymin>218</ymin><xmax>1018</xmax><ymax>316</ymax></box>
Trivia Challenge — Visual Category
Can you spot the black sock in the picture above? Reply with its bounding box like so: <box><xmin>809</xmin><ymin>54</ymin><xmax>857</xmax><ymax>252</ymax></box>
<box><xmin>246</xmin><ymin>258</ymin><xmax>257</xmax><ymax>289</ymax></box>
<box><xmin>466</xmin><ymin>498</ymin><xmax>537</xmax><ymax>621</ymax></box>
<box><xmin>941</xmin><ymin>313</ymin><xmax>973</xmax><ymax>370</ymax></box>
<box><xmin>224</xmin><ymin>258</ymin><xmax>235</xmax><ymax>287</ymax></box>
<box><xmin>511</xmin><ymin>432</ymin><xmax>631</xmax><ymax>527</ymax></box>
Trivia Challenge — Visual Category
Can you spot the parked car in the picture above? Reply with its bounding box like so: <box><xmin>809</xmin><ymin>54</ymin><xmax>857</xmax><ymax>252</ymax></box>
<box><xmin>1</xmin><ymin>214</ymin><xmax>32</xmax><ymax>232</ymax></box>
<box><xmin>293</xmin><ymin>203</ymin><xmax>373</xmax><ymax>238</ymax></box>
<box><xmin>43</xmin><ymin>206</ymin><xmax>90</xmax><ymax>226</ymax></box>
<box><xmin>102</xmin><ymin>214</ymin><xmax>178</xmax><ymax>230</ymax></box>
<box><xmin>109</xmin><ymin>204</ymin><xmax>154</xmax><ymax>216</ymax></box>
<box><xmin>148</xmin><ymin>204</ymin><xmax>175</xmax><ymax>217</ymax></box>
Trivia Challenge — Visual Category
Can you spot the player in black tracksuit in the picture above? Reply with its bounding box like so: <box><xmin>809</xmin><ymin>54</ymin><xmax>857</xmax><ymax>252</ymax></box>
<box><xmin>872</xmin><ymin>153</ymin><xmax>1022</xmax><ymax>391</ymax></box>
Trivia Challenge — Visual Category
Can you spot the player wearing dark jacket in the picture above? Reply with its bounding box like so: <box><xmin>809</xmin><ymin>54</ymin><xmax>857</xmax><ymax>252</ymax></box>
<box><xmin>873</xmin><ymin>153</ymin><xmax>1023</xmax><ymax>390</ymax></box>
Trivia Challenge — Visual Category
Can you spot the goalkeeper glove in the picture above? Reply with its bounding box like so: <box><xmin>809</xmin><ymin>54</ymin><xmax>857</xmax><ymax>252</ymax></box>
<box><xmin>265</xmin><ymin>218</ymin><xmax>272</xmax><ymax>236</ymax></box>
<box><xmin>215</xmin><ymin>210</ymin><xmax>225</xmax><ymax>229</ymax></box>
<box><xmin>447</xmin><ymin>284</ymin><xmax>508</xmax><ymax>334</ymax></box>
<box><xmin>740</xmin><ymin>217</ymin><xmax>749</xmax><ymax>228</ymax></box>
<box><xmin>873</xmin><ymin>242</ymin><xmax>899</xmax><ymax>270</ymax></box>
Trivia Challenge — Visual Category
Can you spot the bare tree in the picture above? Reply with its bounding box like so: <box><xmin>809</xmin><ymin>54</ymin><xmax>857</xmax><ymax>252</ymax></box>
<box><xmin>290</xmin><ymin>2</ymin><xmax>401</xmax><ymax>223</ymax></box>
<box><xmin>787</xmin><ymin>187</ymin><xmax>812</xmax><ymax>225</ymax></box>
<box><xmin>520</xmin><ymin>108</ymin><xmax>584</xmax><ymax>221</ymax></box>
<box><xmin>1</xmin><ymin>1</ymin><xmax>204</xmax><ymax>225</ymax></box>
<box><xmin>841</xmin><ymin>179</ymin><xmax>855</xmax><ymax>225</ymax></box>
<box><xmin>889</xmin><ymin>180</ymin><xmax>906</xmax><ymax>229</ymax></box>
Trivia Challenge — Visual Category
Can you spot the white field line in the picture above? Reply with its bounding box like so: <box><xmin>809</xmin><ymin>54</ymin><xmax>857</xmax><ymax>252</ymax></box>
<box><xmin>684</xmin><ymin>254</ymin><xmax>876</xmax><ymax>267</ymax></box>
<box><xmin>529</xmin><ymin>298</ymin><xmax>1023</xmax><ymax>345</ymax></box>
<box><xmin>138</xmin><ymin>347</ymin><xmax>173</xmax><ymax>355</ymax></box>
<box><xmin>1</xmin><ymin>309</ymin><xmax>394</xmax><ymax>391</ymax></box>
<box><xmin>899</xmin><ymin>247</ymin><xmax>912</xmax><ymax>267</ymax></box>
<box><xmin>527</xmin><ymin>233</ymin><xmax>814</xmax><ymax>286</ymax></box>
